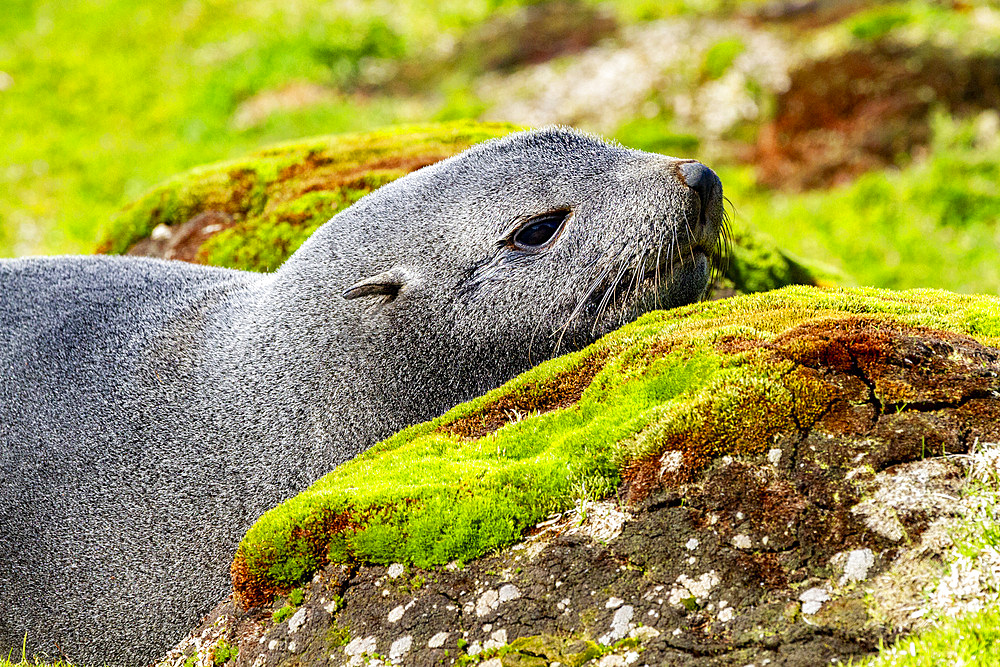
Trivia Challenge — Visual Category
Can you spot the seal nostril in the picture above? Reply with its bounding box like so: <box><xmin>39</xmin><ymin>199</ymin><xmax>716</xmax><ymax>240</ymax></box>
<box><xmin>678</xmin><ymin>161</ymin><xmax>722</xmax><ymax>214</ymax></box>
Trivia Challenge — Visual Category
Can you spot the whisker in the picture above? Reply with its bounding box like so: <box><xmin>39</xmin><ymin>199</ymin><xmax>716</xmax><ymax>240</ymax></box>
<box><xmin>553</xmin><ymin>261</ymin><xmax>615</xmax><ymax>353</ymax></box>
<box><xmin>683</xmin><ymin>217</ymin><xmax>698</xmax><ymax>267</ymax></box>
<box><xmin>624</xmin><ymin>246</ymin><xmax>648</xmax><ymax>325</ymax></box>
<box><xmin>593</xmin><ymin>255</ymin><xmax>631</xmax><ymax>332</ymax></box>
<box><xmin>654</xmin><ymin>229</ymin><xmax>665</xmax><ymax>310</ymax></box>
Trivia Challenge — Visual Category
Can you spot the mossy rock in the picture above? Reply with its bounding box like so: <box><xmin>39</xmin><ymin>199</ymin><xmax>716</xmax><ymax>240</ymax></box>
<box><xmin>103</xmin><ymin>120</ymin><xmax>832</xmax><ymax>292</ymax></box>
<box><xmin>100</xmin><ymin>121</ymin><xmax>520</xmax><ymax>271</ymax></box>
<box><xmin>231</xmin><ymin>285</ymin><xmax>1000</xmax><ymax>606</ymax></box>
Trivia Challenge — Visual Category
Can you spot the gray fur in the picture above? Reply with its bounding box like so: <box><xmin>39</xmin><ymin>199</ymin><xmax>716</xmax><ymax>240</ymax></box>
<box><xmin>0</xmin><ymin>128</ymin><xmax>723</xmax><ymax>666</ymax></box>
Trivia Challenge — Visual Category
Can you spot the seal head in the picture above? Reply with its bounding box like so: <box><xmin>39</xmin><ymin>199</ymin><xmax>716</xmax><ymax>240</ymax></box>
<box><xmin>290</xmin><ymin>127</ymin><xmax>726</xmax><ymax>374</ymax></box>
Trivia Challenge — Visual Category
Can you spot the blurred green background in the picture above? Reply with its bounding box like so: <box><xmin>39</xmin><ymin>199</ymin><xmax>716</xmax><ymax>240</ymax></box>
<box><xmin>2</xmin><ymin>0</ymin><xmax>999</xmax><ymax>293</ymax></box>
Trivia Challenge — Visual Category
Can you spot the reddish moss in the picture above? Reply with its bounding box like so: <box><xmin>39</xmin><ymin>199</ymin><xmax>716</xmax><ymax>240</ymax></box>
<box><xmin>440</xmin><ymin>349</ymin><xmax>610</xmax><ymax>440</ymax></box>
<box><xmin>771</xmin><ymin>317</ymin><xmax>1000</xmax><ymax>408</ymax></box>
<box><xmin>232</xmin><ymin>509</ymin><xmax>358</xmax><ymax>608</ymax></box>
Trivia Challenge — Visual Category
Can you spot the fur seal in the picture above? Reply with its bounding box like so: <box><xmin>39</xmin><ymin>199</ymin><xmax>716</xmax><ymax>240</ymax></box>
<box><xmin>0</xmin><ymin>127</ymin><xmax>725</xmax><ymax>666</ymax></box>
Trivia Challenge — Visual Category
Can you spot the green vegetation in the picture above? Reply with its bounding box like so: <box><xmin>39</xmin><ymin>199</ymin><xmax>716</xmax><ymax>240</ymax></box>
<box><xmin>838</xmin><ymin>1</ymin><xmax>1000</xmax><ymax>52</ymax></box>
<box><xmin>0</xmin><ymin>0</ymin><xmax>753</xmax><ymax>257</ymax></box>
<box><xmin>211</xmin><ymin>639</ymin><xmax>238</xmax><ymax>665</ymax></box>
<box><xmin>271</xmin><ymin>604</ymin><xmax>294</xmax><ymax>624</ymax></box>
<box><xmin>855</xmin><ymin>604</ymin><xmax>1000</xmax><ymax>666</ymax></box>
<box><xmin>325</xmin><ymin>621</ymin><xmax>351</xmax><ymax>648</ymax></box>
<box><xmin>721</xmin><ymin>115</ymin><xmax>1000</xmax><ymax>294</ymax></box>
<box><xmin>701</xmin><ymin>37</ymin><xmax>745</xmax><ymax>80</ymax></box>
<box><xmin>232</xmin><ymin>285</ymin><xmax>1000</xmax><ymax>603</ymax></box>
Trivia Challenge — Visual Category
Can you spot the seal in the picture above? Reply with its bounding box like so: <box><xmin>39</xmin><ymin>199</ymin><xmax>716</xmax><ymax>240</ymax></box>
<box><xmin>0</xmin><ymin>127</ymin><xmax>725</xmax><ymax>666</ymax></box>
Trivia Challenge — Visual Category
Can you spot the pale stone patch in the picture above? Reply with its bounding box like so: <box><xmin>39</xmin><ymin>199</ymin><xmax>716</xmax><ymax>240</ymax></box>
<box><xmin>630</xmin><ymin>626</ymin><xmax>660</xmax><ymax>641</ymax></box>
<box><xmin>836</xmin><ymin>548</ymin><xmax>876</xmax><ymax>585</ymax></box>
<box><xmin>344</xmin><ymin>635</ymin><xmax>377</xmax><ymax>662</ymax></box>
<box><xmin>389</xmin><ymin>635</ymin><xmax>412</xmax><ymax>661</ymax></box>
<box><xmin>498</xmin><ymin>584</ymin><xmax>521</xmax><ymax>604</ymax></box>
<box><xmin>660</xmin><ymin>450</ymin><xmax>684</xmax><ymax>475</ymax></box>
<box><xmin>387</xmin><ymin>563</ymin><xmax>405</xmax><ymax>579</ymax></box>
<box><xmin>483</xmin><ymin>628</ymin><xmax>508</xmax><ymax>651</ymax></box>
<box><xmin>851</xmin><ymin>458</ymin><xmax>960</xmax><ymax>542</ymax></box>
<box><xmin>427</xmin><ymin>631</ymin><xmax>450</xmax><ymax>648</ymax></box>
<box><xmin>287</xmin><ymin>607</ymin><xmax>308</xmax><ymax>633</ymax></box>
<box><xmin>599</xmin><ymin>604</ymin><xmax>635</xmax><ymax>645</ymax></box>
<box><xmin>476</xmin><ymin>589</ymin><xmax>500</xmax><ymax>616</ymax></box>
<box><xmin>731</xmin><ymin>534</ymin><xmax>752</xmax><ymax>549</ymax></box>
<box><xmin>799</xmin><ymin>587</ymin><xmax>830</xmax><ymax>615</ymax></box>
<box><xmin>605</xmin><ymin>596</ymin><xmax>624</xmax><ymax>609</ymax></box>
<box><xmin>473</xmin><ymin>586</ymin><xmax>519</xmax><ymax>616</ymax></box>
<box><xmin>387</xmin><ymin>599</ymin><xmax>415</xmax><ymax>623</ymax></box>
<box><xmin>668</xmin><ymin>570</ymin><xmax>721</xmax><ymax>606</ymax></box>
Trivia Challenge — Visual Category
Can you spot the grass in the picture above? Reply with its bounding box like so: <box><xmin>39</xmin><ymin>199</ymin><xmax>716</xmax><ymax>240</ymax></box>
<box><xmin>0</xmin><ymin>0</ymin><xmax>753</xmax><ymax>258</ymax></box>
<box><xmin>852</xmin><ymin>604</ymin><xmax>1000</xmax><ymax>666</ymax></box>
<box><xmin>719</xmin><ymin>114</ymin><xmax>1000</xmax><ymax>295</ymax></box>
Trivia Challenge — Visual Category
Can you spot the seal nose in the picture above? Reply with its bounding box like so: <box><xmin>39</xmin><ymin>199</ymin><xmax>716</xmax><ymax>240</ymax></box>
<box><xmin>678</xmin><ymin>161</ymin><xmax>722</xmax><ymax>215</ymax></box>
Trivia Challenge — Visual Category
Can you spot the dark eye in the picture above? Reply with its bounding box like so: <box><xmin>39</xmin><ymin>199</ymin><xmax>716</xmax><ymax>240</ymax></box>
<box><xmin>512</xmin><ymin>210</ymin><xmax>570</xmax><ymax>250</ymax></box>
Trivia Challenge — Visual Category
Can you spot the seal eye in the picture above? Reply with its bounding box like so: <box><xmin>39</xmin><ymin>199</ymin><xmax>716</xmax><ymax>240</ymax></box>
<box><xmin>512</xmin><ymin>210</ymin><xmax>570</xmax><ymax>250</ymax></box>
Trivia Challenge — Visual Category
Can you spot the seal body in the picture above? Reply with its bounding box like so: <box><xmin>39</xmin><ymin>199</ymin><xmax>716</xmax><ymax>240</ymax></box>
<box><xmin>0</xmin><ymin>128</ymin><xmax>724</xmax><ymax>665</ymax></box>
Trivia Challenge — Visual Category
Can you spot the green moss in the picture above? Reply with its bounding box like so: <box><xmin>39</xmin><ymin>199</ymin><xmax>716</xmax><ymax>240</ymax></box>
<box><xmin>723</xmin><ymin>223</ymin><xmax>841</xmax><ymax>294</ymax></box>
<box><xmin>211</xmin><ymin>639</ymin><xmax>238</xmax><ymax>665</ymax></box>
<box><xmin>271</xmin><ymin>604</ymin><xmax>293</xmax><ymax>624</ymax></box>
<box><xmin>504</xmin><ymin>635</ymin><xmax>601</xmax><ymax>667</ymax></box>
<box><xmin>325</xmin><ymin>621</ymin><xmax>350</xmax><ymax>648</ymax></box>
<box><xmin>232</xmin><ymin>285</ymin><xmax>1000</xmax><ymax>603</ymax></box>
<box><xmin>101</xmin><ymin>121</ymin><xmax>522</xmax><ymax>268</ymax></box>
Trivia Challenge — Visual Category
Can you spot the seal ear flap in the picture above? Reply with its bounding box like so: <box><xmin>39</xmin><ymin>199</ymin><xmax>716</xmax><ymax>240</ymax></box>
<box><xmin>342</xmin><ymin>268</ymin><xmax>408</xmax><ymax>301</ymax></box>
